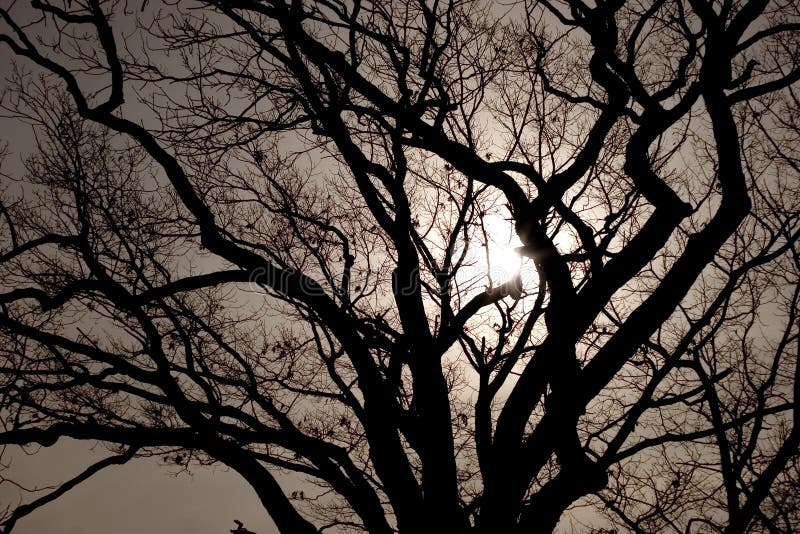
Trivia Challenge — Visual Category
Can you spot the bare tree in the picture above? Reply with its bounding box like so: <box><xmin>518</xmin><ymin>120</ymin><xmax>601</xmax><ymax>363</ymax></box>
<box><xmin>0</xmin><ymin>1</ymin><xmax>799</xmax><ymax>532</ymax></box>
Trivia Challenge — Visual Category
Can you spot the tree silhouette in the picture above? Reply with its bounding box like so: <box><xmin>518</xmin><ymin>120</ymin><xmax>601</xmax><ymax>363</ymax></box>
<box><xmin>0</xmin><ymin>1</ymin><xmax>799</xmax><ymax>533</ymax></box>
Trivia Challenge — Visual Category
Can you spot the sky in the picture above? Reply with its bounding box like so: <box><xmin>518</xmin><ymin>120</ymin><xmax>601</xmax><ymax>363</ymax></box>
<box><xmin>1</xmin><ymin>440</ymin><xmax>277</xmax><ymax>534</ymax></box>
<box><xmin>0</xmin><ymin>3</ymin><xmax>277</xmax><ymax>532</ymax></box>
<box><xmin>0</xmin><ymin>2</ymin><xmax>629</xmax><ymax>533</ymax></box>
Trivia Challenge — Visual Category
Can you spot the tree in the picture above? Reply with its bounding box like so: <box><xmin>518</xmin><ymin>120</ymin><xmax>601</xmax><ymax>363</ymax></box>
<box><xmin>0</xmin><ymin>0</ymin><xmax>799</xmax><ymax>532</ymax></box>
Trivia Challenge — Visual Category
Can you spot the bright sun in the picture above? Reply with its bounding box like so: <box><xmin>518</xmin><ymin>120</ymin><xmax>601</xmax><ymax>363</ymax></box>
<box><xmin>483</xmin><ymin>214</ymin><xmax>524</xmax><ymax>283</ymax></box>
<box><xmin>454</xmin><ymin>213</ymin><xmax>532</xmax><ymax>296</ymax></box>
<box><xmin>455</xmin><ymin>211</ymin><xmax>576</xmax><ymax>298</ymax></box>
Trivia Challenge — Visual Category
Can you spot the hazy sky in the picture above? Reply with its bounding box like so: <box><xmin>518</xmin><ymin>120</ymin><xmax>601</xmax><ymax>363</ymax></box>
<box><xmin>2</xmin><ymin>440</ymin><xmax>278</xmax><ymax>534</ymax></box>
<box><xmin>0</xmin><ymin>4</ymin><xmax>282</xmax><ymax>531</ymax></box>
<box><xmin>0</xmin><ymin>3</ymin><xmax>623</xmax><ymax>533</ymax></box>
<box><xmin>0</xmin><ymin>117</ymin><xmax>279</xmax><ymax>534</ymax></box>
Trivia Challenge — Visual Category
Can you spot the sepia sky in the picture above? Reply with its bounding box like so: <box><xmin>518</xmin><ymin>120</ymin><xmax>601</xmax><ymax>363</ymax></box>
<box><xmin>5</xmin><ymin>0</ymin><xmax>794</xmax><ymax>532</ymax></box>
<box><xmin>0</xmin><ymin>2</ymin><xmax>588</xmax><ymax>531</ymax></box>
<box><xmin>1</xmin><ymin>440</ymin><xmax>278</xmax><ymax>534</ymax></box>
<box><xmin>0</xmin><ymin>4</ymin><xmax>279</xmax><ymax>532</ymax></box>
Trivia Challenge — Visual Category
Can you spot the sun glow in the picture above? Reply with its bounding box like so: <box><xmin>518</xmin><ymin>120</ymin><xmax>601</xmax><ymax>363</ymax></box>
<box><xmin>484</xmin><ymin>226</ymin><xmax>524</xmax><ymax>285</ymax></box>
<box><xmin>452</xmin><ymin>211</ymin><xmax>577</xmax><ymax>301</ymax></box>
<box><xmin>454</xmin><ymin>213</ymin><xmax>538</xmax><ymax>298</ymax></box>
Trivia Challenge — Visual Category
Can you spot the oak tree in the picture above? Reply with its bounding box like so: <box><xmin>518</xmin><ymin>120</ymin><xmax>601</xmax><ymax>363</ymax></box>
<box><xmin>1</xmin><ymin>0</ymin><xmax>799</xmax><ymax>532</ymax></box>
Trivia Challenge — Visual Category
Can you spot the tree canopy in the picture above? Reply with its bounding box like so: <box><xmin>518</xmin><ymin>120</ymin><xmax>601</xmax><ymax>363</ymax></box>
<box><xmin>1</xmin><ymin>0</ymin><xmax>799</xmax><ymax>532</ymax></box>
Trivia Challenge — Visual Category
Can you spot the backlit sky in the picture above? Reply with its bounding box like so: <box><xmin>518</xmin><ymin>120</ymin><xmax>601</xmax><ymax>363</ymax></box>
<box><xmin>0</xmin><ymin>4</ymin><xmax>281</xmax><ymax>530</ymax></box>
<box><xmin>0</xmin><ymin>3</ymin><xmax>597</xmax><ymax>533</ymax></box>
<box><xmin>1</xmin><ymin>439</ymin><xmax>277</xmax><ymax>534</ymax></box>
